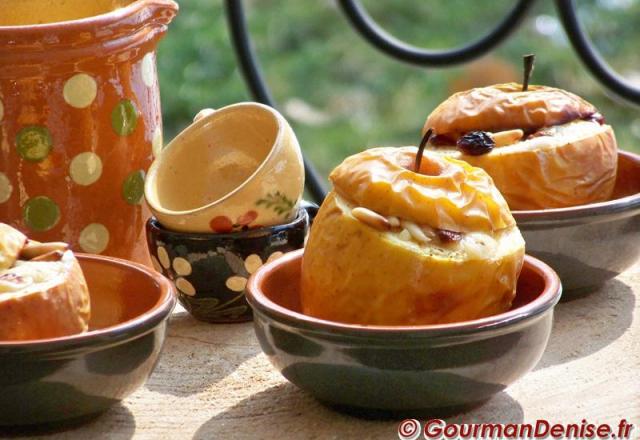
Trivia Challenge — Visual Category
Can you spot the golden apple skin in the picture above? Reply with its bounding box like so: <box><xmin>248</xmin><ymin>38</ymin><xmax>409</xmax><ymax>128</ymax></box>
<box><xmin>301</xmin><ymin>192</ymin><xmax>525</xmax><ymax>326</ymax></box>
<box><xmin>435</xmin><ymin>124</ymin><xmax>617</xmax><ymax>210</ymax></box>
<box><xmin>330</xmin><ymin>147</ymin><xmax>515</xmax><ymax>233</ymax></box>
<box><xmin>423</xmin><ymin>83</ymin><xmax>598</xmax><ymax>139</ymax></box>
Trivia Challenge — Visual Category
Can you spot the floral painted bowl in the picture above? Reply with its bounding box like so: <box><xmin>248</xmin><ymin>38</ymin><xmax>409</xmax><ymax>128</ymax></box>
<box><xmin>246</xmin><ymin>249</ymin><xmax>561</xmax><ymax>415</ymax></box>
<box><xmin>146</xmin><ymin>207</ymin><xmax>309</xmax><ymax>323</ymax></box>
<box><xmin>514</xmin><ymin>150</ymin><xmax>640</xmax><ymax>293</ymax></box>
<box><xmin>0</xmin><ymin>253</ymin><xmax>175</xmax><ymax>426</ymax></box>
<box><xmin>144</xmin><ymin>102</ymin><xmax>305</xmax><ymax>233</ymax></box>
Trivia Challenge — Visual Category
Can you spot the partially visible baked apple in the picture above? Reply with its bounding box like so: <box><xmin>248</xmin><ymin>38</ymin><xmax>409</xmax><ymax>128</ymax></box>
<box><xmin>0</xmin><ymin>224</ymin><xmax>90</xmax><ymax>340</ymax></box>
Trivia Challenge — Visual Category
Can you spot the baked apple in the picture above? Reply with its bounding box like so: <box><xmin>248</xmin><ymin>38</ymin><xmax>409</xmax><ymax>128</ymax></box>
<box><xmin>422</xmin><ymin>82</ymin><xmax>618</xmax><ymax>209</ymax></box>
<box><xmin>301</xmin><ymin>147</ymin><xmax>525</xmax><ymax>326</ymax></box>
<box><xmin>0</xmin><ymin>224</ymin><xmax>90</xmax><ymax>340</ymax></box>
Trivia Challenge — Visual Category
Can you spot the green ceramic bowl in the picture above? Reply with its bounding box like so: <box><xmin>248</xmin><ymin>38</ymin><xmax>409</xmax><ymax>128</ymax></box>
<box><xmin>0</xmin><ymin>254</ymin><xmax>175</xmax><ymax>426</ymax></box>
<box><xmin>247</xmin><ymin>249</ymin><xmax>561</xmax><ymax>416</ymax></box>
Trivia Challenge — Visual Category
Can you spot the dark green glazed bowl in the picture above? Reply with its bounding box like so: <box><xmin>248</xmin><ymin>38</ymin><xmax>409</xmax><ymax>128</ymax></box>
<box><xmin>0</xmin><ymin>254</ymin><xmax>175</xmax><ymax>426</ymax></box>
<box><xmin>146</xmin><ymin>206</ymin><xmax>309</xmax><ymax>323</ymax></box>
<box><xmin>247</xmin><ymin>249</ymin><xmax>561</xmax><ymax>415</ymax></box>
<box><xmin>514</xmin><ymin>150</ymin><xmax>640</xmax><ymax>294</ymax></box>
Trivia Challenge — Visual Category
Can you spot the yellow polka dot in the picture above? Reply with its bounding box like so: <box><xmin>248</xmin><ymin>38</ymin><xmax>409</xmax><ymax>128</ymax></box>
<box><xmin>266</xmin><ymin>251</ymin><xmax>284</xmax><ymax>263</ymax></box>
<box><xmin>244</xmin><ymin>254</ymin><xmax>263</xmax><ymax>274</ymax></box>
<box><xmin>141</xmin><ymin>53</ymin><xmax>155</xmax><ymax>88</ymax></box>
<box><xmin>172</xmin><ymin>257</ymin><xmax>192</xmax><ymax>276</ymax></box>
<box><xmin>0</xmin><ymin>172</ymin><xmax>12</xmax><ymax>204</ymax></box>
<box><xmin>63</xmin><ymin>73</ymin><xmax>97</xmax><ymax>109</ymax></box>
<box><xmin>152</xmin><ymin>126</ymin><xmax>163</xmax><ymax>158</ymax></box>
<box><xmin>226</xmin><ymin>276</ymin><xmax>247</xmax><ymax>292</ymax></box>
<box><xmin>79</xmin><ymin>223</ymin><xmax>110</xmax><ymax>254</ymax></box>
<box><xmin>176</xmin><ymin>277</ymin><xmax>196</xmax><ymax>296</ymax></box>
<box><xmin>157</xmin><ymin>246</ymin><xmax>170</xmax><ymax>269</ymax></box>
<box><xmin>151</xmin><ymin>255</ymin><xmax>163</xmax><ymax>273</ymax></box>
<box><xmin>69</xmin><ymin>152</ymin><xmax>102</xmax><ymax>186</ymax></box>
<box><xmin>0</xmin><ymin>99</ymin><xmax>4</xmax><ymax>121</ymax></box>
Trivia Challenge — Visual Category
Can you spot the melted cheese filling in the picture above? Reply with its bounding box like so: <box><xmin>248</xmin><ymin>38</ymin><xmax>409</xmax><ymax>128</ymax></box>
<box><xmin>334</xmin><ymin>193</ymin><xmax>523</xmax><ymax>261</ymax></box>
<box><xmin>430</xmin><ymin>119</ymin><xmax>605</xmax><ymax>156</ymax></box>
<box><xmin>0</xmin><ymin>260</ymin><xmax>66</xmax><ymax>295</ymax></box>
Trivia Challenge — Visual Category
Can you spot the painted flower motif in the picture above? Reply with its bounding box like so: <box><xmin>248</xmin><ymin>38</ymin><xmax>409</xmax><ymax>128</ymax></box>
<box><xmin>209</xmin><ymin>216</ymin><xmax>233</xmax><ymax>233</ymax></box>
<box><xmin>153</xmin><ymin>243</ymin><xmax>196</xmax><ymax>296</ymax></box>
<box><xmin>225</xmin><ymin>251</ymin><xmax>284</xmax><ymax>292</ymax></box>
<box><xmin>209</xmin><ymin>210</ymin><xmax>259</xmax><ymax>233</ymax></box>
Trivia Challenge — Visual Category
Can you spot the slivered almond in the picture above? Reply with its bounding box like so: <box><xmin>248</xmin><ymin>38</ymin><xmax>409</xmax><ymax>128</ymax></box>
<box><xmin>420</xmin><ymin>224</ymin><xmax>436</xmax><ymax>239</ymax></box>
<box><xmin>351</xmin><ymin>207</ymin><xmax>390</xmax><ymax>231</ymax></box>
<box><xmin>387</xmin><ymin>216</ymin><xmax>400</xmax><ymax>228</ymax></box>
<box><xmin>400</xmin><ymin>220</ymin><xmax>431</xmax><ymax>244</ymax></box>
<box><xmin>398</xmin><ymin>229</ymin><xmax>411</xmax><ymax>242</ymax></box>
<box><xmin>21</xmin><ymin>241</ymin><xmax>69</xmax><ymax>260</ymax></box>
<box><xmin>30</xmin><ymin>250</ymin><xmax>65</xmax><ymax>262</ymax></box>
<box><xmin>491</xmin><ymin>129</ymin><xmax>523</xmax><ymax>147</ymax></box>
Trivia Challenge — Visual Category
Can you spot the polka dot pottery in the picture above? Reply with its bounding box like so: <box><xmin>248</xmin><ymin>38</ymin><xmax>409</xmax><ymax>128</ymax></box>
<box><xmin>144</xmin><ymin>102</ymin><xmax>305</xmax><ymax>233</ymax></box>
<box><xmin>145</xmin><ymin>206</ymin><xmax>311</xmax><ymax>323</ymax></box>
<box><xmin>0</xmin><ymin>0</ymin><xmax>178</xmax><ymax>264</ymax></box>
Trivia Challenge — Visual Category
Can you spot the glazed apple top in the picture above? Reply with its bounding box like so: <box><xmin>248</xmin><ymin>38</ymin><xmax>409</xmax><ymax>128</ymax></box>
<box><xmin>423</xmin><ymin>82</ymin><xmax>600</xmax><ymax>141</ymax></box>
<box><xmin>329</xmin><ymin>147</ymin><xmax>515</xmax><ymax>233</ymax></box>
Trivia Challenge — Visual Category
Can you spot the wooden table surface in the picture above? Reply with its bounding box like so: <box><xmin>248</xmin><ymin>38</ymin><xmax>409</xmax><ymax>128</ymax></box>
<box><xmin>6</xmin><ymin>263</ymin><xmax>639</xmax><ymax>440</ymax></box>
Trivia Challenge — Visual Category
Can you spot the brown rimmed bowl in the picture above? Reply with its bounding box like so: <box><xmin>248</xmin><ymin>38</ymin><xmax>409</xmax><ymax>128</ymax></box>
<box><xmin>0</xmin><ymin>254</ymin><xmax>175</xmax><ymax>426</ymax></box>
<box><xmin>246</xmin><ymin>249</ymin><xmax>561</xmax><ymax>416</ymax></box>
<box><xmin>514</xmin><ymin>150</ymin><xmax>640</xmax><ymax>293</ymax></box>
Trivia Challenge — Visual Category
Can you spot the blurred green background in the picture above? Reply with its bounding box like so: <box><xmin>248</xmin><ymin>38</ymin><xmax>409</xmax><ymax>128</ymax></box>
<box><xmin>157</xmin><ymin>0</ymin><xmax>640</xmax><ymax>179</ymax></box>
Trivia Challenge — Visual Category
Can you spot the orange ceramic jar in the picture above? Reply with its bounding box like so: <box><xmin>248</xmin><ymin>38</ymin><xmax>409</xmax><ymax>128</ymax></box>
<box><xmin>0</xmin><ymin>0</ymin><xmax>177</xmax><ymax>264</ymax></box>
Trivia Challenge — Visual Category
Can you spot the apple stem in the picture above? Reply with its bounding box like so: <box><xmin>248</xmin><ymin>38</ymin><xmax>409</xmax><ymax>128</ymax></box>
<box><xmin>522</xmin><ymin>54</ymin><xmax>535</xmax><ymax>92</ymax></box>
<box><xmin>415</xmin><ymin>128</ymin><xmax>433</xmax><ymax>172</ymax></box>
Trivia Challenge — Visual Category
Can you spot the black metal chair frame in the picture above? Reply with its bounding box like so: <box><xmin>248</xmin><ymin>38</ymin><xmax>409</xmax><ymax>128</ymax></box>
<box><xmin>224</xmin><ymin>0</ymin><xmax>640</xmax><ymax>203</ymax></box>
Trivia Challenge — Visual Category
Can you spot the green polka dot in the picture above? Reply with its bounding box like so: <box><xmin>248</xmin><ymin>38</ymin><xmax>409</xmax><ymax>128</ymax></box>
<box><xmin>122</xmin><ymin>170</ymin><xmax>145</xmax><ymax>205</ymax></box>
<box><xmin>16</xmin><ymin>126</ymin><xmax>52</xmax><ymax>162</ymax></box>
<box><xmin>111</xmin><ymin>99</ymin><xmax>138</xmax><ymax>136</ymax></box>
<box><xmin>23</xmin><ymin>196</ymin><xmax>60</xmax><ymax>232</ymax></box>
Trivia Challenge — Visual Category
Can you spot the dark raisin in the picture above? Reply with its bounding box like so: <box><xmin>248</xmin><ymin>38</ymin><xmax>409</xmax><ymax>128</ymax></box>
<box><xmin>436</xmin><ymin>229</ymin><xmax>462</xmax><ymax>243</ymax></box>
<box><xmin>456</xmin><ymin>131</ymin><xmax>495</xmax><ymax>156</ymax></box>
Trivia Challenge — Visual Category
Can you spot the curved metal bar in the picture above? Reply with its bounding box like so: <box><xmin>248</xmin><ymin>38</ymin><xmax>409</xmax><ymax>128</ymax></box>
<box><xmin>555</xmin><ymin>0</ymin><xmax>640</xmax><ymax>105</ymax></box>
<box><xmin>224</xmin><ymin>0</ymin><xmax>328</xmax><ymax>202</ymax></box>
<box><xmin>337</xmin><ymin>0</ymin><xmax>537</xmax><ymax>66</ymax></box>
